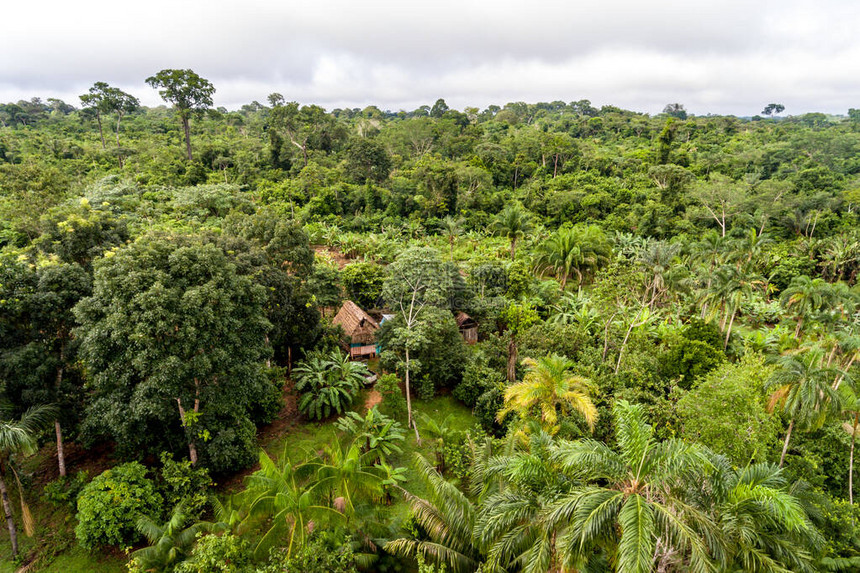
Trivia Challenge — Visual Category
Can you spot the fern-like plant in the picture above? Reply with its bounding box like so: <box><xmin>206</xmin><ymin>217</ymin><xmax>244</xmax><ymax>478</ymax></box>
<box><xmin>294</xmin><ymin>350</ymin><xmax>369</xmax><ymax>420</ymax></box>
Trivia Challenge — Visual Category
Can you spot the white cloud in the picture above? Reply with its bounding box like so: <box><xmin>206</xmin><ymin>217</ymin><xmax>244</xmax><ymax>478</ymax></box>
<box><xmin>2</xmin><ymin>0</ymin><xmax>859</xmax><ymax>114</ymax></box>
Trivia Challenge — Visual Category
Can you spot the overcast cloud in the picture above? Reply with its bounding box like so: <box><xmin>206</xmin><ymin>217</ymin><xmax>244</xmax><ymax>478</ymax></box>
<box><xmin>2</xmin><ymin>0</ymin><xmax>859</xmax><ymax>115</ymax></box>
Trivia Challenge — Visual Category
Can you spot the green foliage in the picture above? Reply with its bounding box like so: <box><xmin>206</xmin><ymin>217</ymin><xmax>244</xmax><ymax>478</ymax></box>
<box><xmin>474</xmin><ymin>385</ymin><xmax>508</xmax><ymax>437</ymax></box>
<box><xmin>75</xmin><ymin>462</ymin><xmax>163</xmax><ymax>550</ymax></box>
<box><xmin>453</xmin><ymin>362</ymin><xmax>503</xmax><ymax>408</ymax></box>
<box><xmin>158</xmin><ymin>452</ymin><xmax>214</xmax><ymax>518</ymax></box>
<box><xmin>375</xmin><ymin>374</ymin><xmax>407</xmax><ymax>422</ymax></box>
<box><xmin>294</xmin><ymin>350</ymin><xmax>368</xmax><ymax>420</ymax></box>
<box><xmin>335</xmin><ymin>406</ymin><xmax>405</xmax><ymax>462</ymax></box>
<box><xmin>174</xmin><ymin>533</ymin><xmax>254</xmax><ymax>573</ymax></box>
<box><xmin>259</xmin><ymin>535</ymin><xmax>358</xmax><ymax>573</ymax></box>
<box><xmin>42</xmin><ymin>471</ymin><xmax>89</xmax><ymax>509</ymax></box>
<box><xmin>341</xmin><ymin>261</ymin><xmax>385</xmax><ymax>309</ymax></box>
<box><xmin>660</xmin><ymin>337</ymin><xmax>725</xmax><ymax>389</ymax></box>
<box><xmin>677</xmin><ymin>355</ymin><xmax>779</xmax><ymax>464</ymax></box>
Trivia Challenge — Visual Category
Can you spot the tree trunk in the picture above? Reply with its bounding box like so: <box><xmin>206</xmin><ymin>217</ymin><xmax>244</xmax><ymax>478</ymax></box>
<box><xmin>182</xmin><ymin>116</ymin><xmax>193</xmax><ymax>161</ymax></box>
<box><xmin>55</xmin><ymin>343</ymin><xmax>67</xmax><ymax>477</ymax></box>
<box><xmin>794</xmin><ymin>316</ymin><xmax>804</xmax><ymax>340</ymax></box>
<box><xmin>507</xmin><ymin>336</ymin><xmax>517</xmax><ymax>382</ymax></box>
<box><xmin>115</xmin><ymin>113</ymin><xmax>124</xmax><ymax>168</ymax></box>
<box><xmin>724</xmin><ymin>309</ymin><xmax>736</xmax><ymax>350</ymax></box>
<box><xmin>176</xmin><ymin>394</ymin><xmax>200</xmax><ymax>466</ymax></box>
<box><xmin>850</xmin><ymin>416</ymin><xmax>857</xmax><ymax>506</ymax></box>
<box><xmin>96</xmin><ymin>111</ymin><xmax>106</xmax><ymax>150</ymax></box>
<box><xmin>405</xmin><ymin>347</ymin><xmax>421</xmax><ymax>445</ymax></box>
<box><xmin>510</xmin><ymin>237</ymin><xmax>517</xmax><ymax>261</ymax></box>
<box><xmin>0</xmin><ymin>466</ymin><xmax>18</xmax><ymax>559</ymax></box>
<box><xmin>779</xmin><ymin>418</ymin><xmax>795</xmax><ymax>468</ymax></box>
<box><xmin>55</xmin><ymin>421</ymin><xmax>66</xmax><ymax>478</ymax></box>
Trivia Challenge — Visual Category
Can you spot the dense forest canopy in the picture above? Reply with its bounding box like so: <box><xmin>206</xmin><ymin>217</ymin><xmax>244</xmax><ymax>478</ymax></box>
<box><xmin>1</xmin><ymin>72</ymin><xmax>860</xmax><ymax>572</ymax></box>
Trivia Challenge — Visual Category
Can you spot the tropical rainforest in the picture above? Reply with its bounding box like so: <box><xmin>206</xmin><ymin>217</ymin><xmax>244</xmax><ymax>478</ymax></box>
<box><xmin>1</xmin><ymin>70</ymin><xmax>860</xmax><ymax>572</ymax></box>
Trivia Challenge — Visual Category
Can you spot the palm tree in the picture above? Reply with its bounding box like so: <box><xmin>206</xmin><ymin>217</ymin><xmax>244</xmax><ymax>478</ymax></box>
<box><xmin>704</xmin><ymin>458</ymin><xmax>816</xmax><ymax>573</ymax></box>
<box><xmin>780</xmin><ymin>276</ymin><xmax>831</xmax><ymax>340</ymax></box>
<box><xmin>306</xmin><ymin>440</ymin><xmax>383</xmax><ymax>517</ymax></box>
<box><xmin>839</xmin><ymin>383</ymin><xmax>860</xmax><ymax>505</ymax></box>
<box><xmin>768</xmin><ymin>352</ymin><xmax>841</xmax><ymax>467</ymax></box>
<box><xmin>441</xmin><ymin>215</ymin><xmax>463</xmax><ymax>261</ymax></box>
<box><xmin>384</xmin><ymin>454</ymin><xmax>482</xmax><ymax>572</ymax></box>
<box><xmin>0</xmin><ymin>404</ymin><xmax>56</xmax><ymax>558</ymax></box>
<box><xmin>637</xmin><ymin>240</ymin><xmax>688</xmax><ymax>308</ymax></box>
<box><xmin>497</xmin><ymin>354</ymin><xmax>597</xmax><ymax>435</ymax></box>
<box><xmin>418</xmin><ymin>413</ymin><xmax>458</xmax><ymax>472</ymax></box>
<box><xmin>475</xmin><ymin>431</ymin><xmax>574</xmax><ymax>573</ymax></box>
<box><xmin>533</xmin><ymin>224</ymin><xmax>612</xmax><ymax>290</ymax></box>
<box><xmin>491</xmin><ymin>203</ymin><xmax>533</xmax><ymax>260</ymax></box>
<box><xmin>131</xmin><ymin>503</ymin><xmax>216</xmax><ymax>572</ymax></box>
<box><xmin>548</xmin><ymin>400</ymin><xmax>716</xmax><ymax>572</ymax></box>
<box><xmin>239</xmin><ymin>449</ymin><xmax>344</xmax><ymax>559</ymax></box>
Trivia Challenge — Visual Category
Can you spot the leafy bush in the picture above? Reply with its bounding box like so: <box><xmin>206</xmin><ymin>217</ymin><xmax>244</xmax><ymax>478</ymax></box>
<box><xmin>341</xmin><ymin>262</ymin><xmax>386</xmax><ymax>309</ymax></box>
<box><xmin>453</xmin><ymin>362</ymin><xmax>504</xmax><ymax>407</ymax></box>
<box><xmin>174</xmin><ymin>533</ymin><xmax>254</xmax><ymax>573</ymax></box>
<box><xmin>158</xmin><ymin>452</ymin><xmax>214</xmax><ymax>518</ymax></box>
<box><xmin>42</xmin><ymin>471</ymin><xmax>89</xmax><ymax>510</ymax></box>
<box><xmin>682</xmin><ymin>318</ymin><xmax>723</xmax><ymax>348</ymax></box>
<box><xmin>258</xmin><ymin>535</ymin><xmax>358</xmax><ymax>573</ymax></box>
<box><xmin>75</xmin><ymin>462</ymin><xmax>162</xmax><ymax>550</ymax></box>
<box><xmin>660</xmin><ymin>337</ymin><xmax>725</xmax><ymax>389</ymax></box>
<box><xmin>375</xmin><ymin>374</ymin><xmax>407</xmax><ymax>422</ymax></box>
<box><xmin>474</xmin><ymin>386</ymin><xmax>509</xmax><ymax>437</ymax></box>
<box><xmin>335</xmin><ymin>406</ymin><xmax>405</xmax><ymax>462</ymax></box>
<box><xmin>294</xmin><ymin>350</ymin><xmax>368</xmax><ymax>420</ymax></box>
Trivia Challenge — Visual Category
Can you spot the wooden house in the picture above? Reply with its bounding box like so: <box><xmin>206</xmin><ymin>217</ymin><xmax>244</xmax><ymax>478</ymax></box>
<box><xmin>456</xmin><ymin>312</ymin><xmax>478</xmax><ymax>344</ymax></box>
<box><xmin>333</xmin><ymin>300</ymin><xmax>380</xmax><ymax>359</ymax></box>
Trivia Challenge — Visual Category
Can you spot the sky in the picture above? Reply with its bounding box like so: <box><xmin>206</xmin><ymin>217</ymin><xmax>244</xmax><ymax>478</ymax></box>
<box><xmin>3</xmin><ymin>0</ymin><xmax>860</xmax><ymax>116</ymax></box>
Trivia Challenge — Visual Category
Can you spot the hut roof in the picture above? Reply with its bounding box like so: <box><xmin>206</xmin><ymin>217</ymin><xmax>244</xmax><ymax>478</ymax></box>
<box><xmin>455</xmin><ymin>311</ymin><xmax>477</xmax><ymax>328</ymax></box>
<box><xmin>333</xmin><ymin>300</ymin><xmax>379</xmax><ymax>335</ymax></box>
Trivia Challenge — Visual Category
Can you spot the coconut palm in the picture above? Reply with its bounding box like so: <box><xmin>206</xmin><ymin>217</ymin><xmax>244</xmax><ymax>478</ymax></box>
<box><xmin>491</xmin><ymin>203</ymin><xmax>534</xmax><ymax>260</ymax></box>
<box><xmin>131</xmin><ymin>503</ymin><xmax>216</xmax><ymax>573</ymax></box>
<box><xmin>704</xmin><ymin>458</ymin><xmax>816</xmax><ymax>573</ymax></box>
<box><xmin>239</xmin><ymin>449</ymin><xmax>344</xmax><ymax>559</ymax></box>
<box><xmin>780</xmin><ymin>276</ymin><xmax>831</xmax><ymax>340</ymax></box>
<box><xmin>0</xmin><ymin>404</ymin><xmax>56</xmax><ymax>558</ymax></box>
<box><xmin>533</xmin><ymin>224</ymin><xmax>612</xmax><ymax>290</ymax></box>
<box><xmin>497</xmin><ymin>354</ymin><xmax>597</xmax><ymax>435</ymax></box>
<box><xmin>384</xmin><ymin>454</ymin><xmax>483</xmax><ymax>572</ymax></box>
<box><xmin>306</xmin><ymin>440</ymin><xmax>383</xmax><ymax>516</ymax></box>
<box><xmin>839</xmin><ymin>383</ymin><xmax>860</xmax><ymax>505</ymax></box>
<box><xmin>441</xmin><ymin>215</ymin><xmax>463</xmax><ymax>261</ymax></box>
<box><xmin>768</xmin><ymin>351</ymin><xmax>841</xmax><ymax>467</ymax></box>
<box><xmin>548</xmin><ymin>400</ymin><xmax>716</xmax><ymax>573</ymax></box>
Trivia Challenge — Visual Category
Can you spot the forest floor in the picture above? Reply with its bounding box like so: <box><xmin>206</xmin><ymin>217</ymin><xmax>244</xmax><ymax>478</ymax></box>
<box><xmin>0</xmin><ymin>387</ymin><xmax>476</xmax><ymax>572</ymax></box>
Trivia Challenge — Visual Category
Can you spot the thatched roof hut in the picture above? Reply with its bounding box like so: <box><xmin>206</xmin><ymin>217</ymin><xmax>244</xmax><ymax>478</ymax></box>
<box><xmin>333</xmin><ymin>300</ymin><xmax>379</xmax><ymax>358</ymax></box>
<box><xmin>456</xmin><ymin>311</ymin><xmax>478</xmax><ymax>344</ymax></box>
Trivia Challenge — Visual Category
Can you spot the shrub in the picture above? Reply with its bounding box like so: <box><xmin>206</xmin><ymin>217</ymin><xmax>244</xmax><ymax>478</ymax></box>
<box><xmin>258</xmin><ymin>535</ymin><xmax>358</xmax><ymax>573</ymax></box>
<box><xmin>158</xmin><ymin>452</ymin><xmax>214</xmax><ymax>518</ymax></box>
<box><xmin>375</xmin><ymin>374</ymin><xmax>407</xmax><ymax>422</ymax></box>
<box><xmin>474</xmin><ymin>386</ymin><xmax>509</xmax><ymax>437</ymax></box>
<box><xmin>660</xmin><ymin>337</ymin><xmax>725</xmax><ymax>389</ymax></box>
<box><xmin>42</xmin><ymin>471</ymin><xmax>89</xmax><ymax>510</ymax></box>
<box><xmin>174</xmin><ymin>533</ymin><xmax>254</xmax><ymax>573</ymax></box>
<box><xmin>294</xmin><ymin>350</ymin><xmax>367</xmax><ymax>420</ymax></box>
<box><xmin>75</xmin><ymin>462</ymin><xmax>162</xmax><ymax>550</ymax></box>
<box><xmin>453</xmin><ymin>362</ymin><xmax>503</xmax><ymax>407</ymax></box>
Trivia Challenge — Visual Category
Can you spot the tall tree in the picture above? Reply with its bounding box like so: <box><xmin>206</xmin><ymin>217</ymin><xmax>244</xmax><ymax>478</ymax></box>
<box><xmin>80</xmin><ymin>82</ymin><xmax>139</xmax><ymax>161</ymax></box>
<box><xmin>146</xmin><ymin>69</ymin><xmax>215</xmax><ymax>160</ymax></box>
<box><xmin>491</xmin><ymin>203</ymin><xmax>533</xmax><ymax>260</ymax></box>
<box><xmin>74</xmin><ymin>235</ymin><xmax>271</xmax><ymax>471</ymax></box>
<box><xmin>533</xmin><ymin>224</ymin><xmax>612</xmax><ymax>289</ymax></box>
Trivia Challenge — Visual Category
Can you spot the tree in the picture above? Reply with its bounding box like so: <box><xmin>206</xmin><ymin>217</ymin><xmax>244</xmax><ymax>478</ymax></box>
<box><xmin>762</xmin><ymin>103</ymin><xmax>785</xmax><ymax>117</ymax></box>
<box><xmin>780</xmin><ymin>275</ymin><xmax>831</xmax><ymax>340</ymax></box>
<box><xmin>662</xmin><ymin>103</ymin><xmax>688</xmax><ymax>120</ymax></box>
<box><xmin>690</xmin><ymin>175</ymin><xmax>747</xmax><ymax>237</ymax></box>
<box><xmin>549</xmin><ymin>401</ymin><xmax>715</xmax><ymax>572</ymax></box>
<box><xmin>240</xmin><ymin>449</ymin><xmax>344</xmax><ymax>559</ymax></box>
<box><xmin>74</xmin><ymin>235</ymin><xmax>272</xmax><ymax>472</ymax></box>
<box><xmin>146</xmin><ymin>69</ymin><xmax>215</xmax><ymax>160</ymax></box>
<box><xmin>130</xmin><ymin>504</ymin><xmax>215</xmax><ymax>573</ymax></box>
<box><xmin>768</xmin><ymin>352</ymin><xmax>841</xmax><ymax>466</ymax></box>
<box><xmin>440</xmin><ymin>215</ymin><xmax>463</xmax><ymax>261</ymax></box>
<box><xmin>491</xmin><ymin>203</ymin><xmax>533</xmax><ymax>260</ymax></box>
<box><xmin>294</xmin><ymin>350</ymin><xmax>367</xmax><ymax>421</ymax></box>
<box><xmin>839</xmin><ymin>383</ymin><xmax>860</xmax><ymax>505</ymax></box>
<box><xmin>497</xmin><ymin>353</ymin><xmax>597</xmax><ymax>435</ymax></box>
<box><xmin>384</xmin><ymin>455</ymin><xmax>482</xmax><ymax>572</ymax></box>
<box><xmin>80</xmin><ymin>82</ymin><xmax>139</xmax><ymax>165</ymax></box>
<box><xmin>381</xmin><ymin>248</ymin><xmax>453</xmax><ymax>436</ymax></box>
<box><xmin>533</xmin><ymin>224</ymin><xmax>612</xmax><ymax>289</ymax></box>
<box><xmin>0</xmin><ymin>405</ymin><xmax>55</xmax><ymax>558</ymax></box>
<box><xmin>268</xmin><ymin>101</ymin><xmax>341</xmax><ymax>167</ymax></box>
